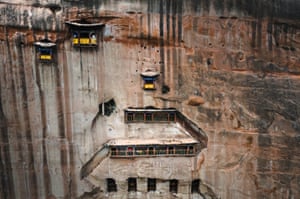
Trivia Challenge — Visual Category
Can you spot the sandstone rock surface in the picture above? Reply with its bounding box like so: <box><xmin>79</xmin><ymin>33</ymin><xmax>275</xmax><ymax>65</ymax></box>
<box><xmin>0</xmin><ymin>0</ymin><xmax>299</xmax><ymax>199</ymax></box>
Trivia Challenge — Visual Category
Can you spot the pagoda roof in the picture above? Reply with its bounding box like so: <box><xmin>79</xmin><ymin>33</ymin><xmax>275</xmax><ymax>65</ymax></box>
<box><xmin>140</xmin><ymin>71</ymin><xmax>160</xmax><ymax>78</ymax></box>
<box><xmin>65</xmin><ymin>21</ymin><xmax>105</xmax><ymax>28</ymax></box>
<box><xmin>34</xmin><ymin>41</ymin><xmax>56</xmax><ymax>47</ymax></box>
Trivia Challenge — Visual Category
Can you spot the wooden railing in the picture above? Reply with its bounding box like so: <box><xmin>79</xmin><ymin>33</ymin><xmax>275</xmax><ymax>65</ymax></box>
<box><xmin>124</xmin><ymin>108</ymin><xmax>208</xmax><ymax>148</ymax></box>
<box><xmin>124</xmin><ymin>109</ymin><xmax>177</xmax><ymax>123</ymax></box>
<box><xmin>110</xmin><ymin>144</ymin><xmax>201</xmax><ymax>158</ymax></box>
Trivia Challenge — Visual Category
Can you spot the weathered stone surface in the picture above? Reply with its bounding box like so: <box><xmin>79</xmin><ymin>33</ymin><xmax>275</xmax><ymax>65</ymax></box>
<box><xmin>0</xmin><ymin>0</ymin><xmax>299</xmax><ymax>199</ymax></box>
<box><xmin>187</xmin><ymin>95</ymin><xmax>205</xmax><ymax>106</ymax></box>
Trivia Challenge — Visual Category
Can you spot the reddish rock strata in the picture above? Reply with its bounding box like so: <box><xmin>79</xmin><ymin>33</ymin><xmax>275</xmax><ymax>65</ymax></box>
<box><xmin>0</xmin><ymin>0</ymin><xmax>299</xmax><ymax>199</ymax></box>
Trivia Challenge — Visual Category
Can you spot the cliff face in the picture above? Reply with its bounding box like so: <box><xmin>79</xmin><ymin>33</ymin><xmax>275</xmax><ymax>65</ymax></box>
<box><xmin>0</xmin><ymin>0</ymin><xmax>299</xmax><ymax>199</ymax></box>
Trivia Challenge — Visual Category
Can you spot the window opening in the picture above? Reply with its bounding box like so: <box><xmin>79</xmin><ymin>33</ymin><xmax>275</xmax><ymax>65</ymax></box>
<box><xmin>127</xmin><ymin>147</ymin><xmax>134</xmax><ymax>156</ymax></box>
<box><xmin>107</xmin><ymin>178</ymin><xmax>117</xmax><ymax>192</ymax></box>
<box><xmin>39</xmin><ymin>47</ymin><xmax>53</xmax><ymax>61</ymax></box>
<box><xmin>111</xmin><ymin>148</ymin><xmax>117</xmax><ymax>156</ymax></box>
<box><xmin>145</xmin><ymin>113</ymin><xmax>152</xmax><ymax>121</ymax></box>
<box><xmin>191</xmin><ymin>179</ymin><xmax>200</xmax><ymax>193</ymax></box>
<box><xmin>126</xmin><ymin>113</ymin><xmax>134</xmax><ymax>122</ymax></box>
<box><xmin>153</xmin><ymin>112</ymin><xmax>169</xmax><ymax>122</ymax></box>
<box><xmin>39</xmin><ymin>48</ymin><xmax>51</xmax><ymax>54</ymax></box>
<box><xmin>169</xmin><ymin>179</ymin><xmax>178</xmax><ymax>193</ymax></box>
<box><xmin>135</xmin><ymin>146</ymin><xmax>147</xmax><ymax>156</ymax></box>
<box><xmin>72</xmin><ymin>31</ymin><xmax>79</xmax><ymax>45</ymax></box>
<box><xmin>80</xmin><ymin>31</ymin><xmax>89</xmax><ymax>38</ymax></box>
<box><xmin>168</xmin><ymin>146</ymin><xmax>174</xmax><ymax>155</ymax></box>
<box><xmin>73</xmin><ymin>32</ymin><xmax>78</xmax><ymax>38</ymax></box>
<box><xmin>118</xmin><ymin>146</ymin><xmax>126</xmax><ymax>156</ymax></box>
<box><xmin>147</xmin><ymin>178</ymin><xmax>156</xmax><ymax>192</ymax></box>
<box><xmin>128</xmin><ymin>178</ymin><xmax>137</xmax><ymax>192</ymax></box>
<box><xmin>169</xmin><ymin>112</ymin><xmax>176</xmax><ymax>122</ymax></box>
<box><xmin>148</xmin><ymin>147</ymin><xmax>154</xmax><ymax>155</ymax></box>
<box><xmin>187</xmin><ymin>146</ymin><xmax>194</xmax><ymax>154</ymax></box>
<box><xmin>90</xmin><ymin>32</ymin><xmax>97</xmax><ymax>45</ymax></box>
<box><xmin>134</xmin><ymin>112</ymin><xmax>144</xmax><ymax>122</ymax></box>
<box><xmin>176</xmin><ymin>146</ymin><xmax>186</xmax><ymax>155</ymax></box>
<box><xmin>156</xmin><ymin>146</ymin><xmax>167</xmax><ymax>155</ymax></box>
<box><xmin>144</xmin><ymin>80</ymin><xmax>155</xmax><ymax>90</ymax></box>
<box><xmin>78</xmin><ymin>31</ymin><xmax>90</xmax><ymax>45</ymax></box>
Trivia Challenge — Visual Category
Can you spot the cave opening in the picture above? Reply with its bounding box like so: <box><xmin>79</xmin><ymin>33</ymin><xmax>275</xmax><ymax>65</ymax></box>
<box><xmin>106</xmin><ymin>178</ymin><xmax>117</xmax><ymax>192</ymax></box>
<box><xmin>169</xmin><ymin>179</ymin><xmax>178</xmax><ymax>193</ymax></box>
<box><xmin>162</xmin><ymin>85</ymin><xmax>170</xmax><ymax>94</ymax></box>
<box><xmin>99</xmin><ymin>99</ymin><xmax>116</xmax><ymax>116</ymax></box>
<box><xmin>127</xmin><ymin>178</ymin><xmax>137</xmax><ymax>192</ymax></box>
<box><xmin>147</xmin><ymin>178</ymin><xmax>156</xmax><ymax>192</ymax></box>
<box><xmin>191</xmin><ymin>179</ymin><xmax>200</xmax><ymax>193</ymax></box>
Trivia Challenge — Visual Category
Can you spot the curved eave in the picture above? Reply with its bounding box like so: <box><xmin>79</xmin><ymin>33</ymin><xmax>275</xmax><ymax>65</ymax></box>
<box><xmin>34</xmin><ymin>42</ymin><xmax>56</xmax><ymax>48</ymax></box>
<box><xmin>140</xmin><ymin>71</ymin><xmax>160</xmax><ymax>78</ymax></box>
<box><xmin>106</xmin><ymin>138</ymin><xmax>199</xmax><ymax>146</ymax></box>
<box><xmin>125</xmin><ymin>108</ymin><xmax>177</xmax><ymax>112</ymax></box>
<box><xmin>65</xmin><ymin>21</ymin><xmax>105</xmax><ymax>28</ymax></box>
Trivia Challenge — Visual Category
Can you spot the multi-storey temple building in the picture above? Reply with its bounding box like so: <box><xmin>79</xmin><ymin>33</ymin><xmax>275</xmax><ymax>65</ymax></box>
<box><xmin>81</xmin><ymin>108</ymin><xmax>209</xmax><ymax>198</ymax></box>
<box><xmin>0</xmin><ymin>1</ymin><xmax>299</xmax><ymax>199</ymax></box>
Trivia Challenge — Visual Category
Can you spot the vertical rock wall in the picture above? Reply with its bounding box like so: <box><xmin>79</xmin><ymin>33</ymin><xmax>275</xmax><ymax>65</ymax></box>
<box><xmin>0</xmin><ymin>0</ymin><xmax>299</xmax><ymax>199</ymax></box>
